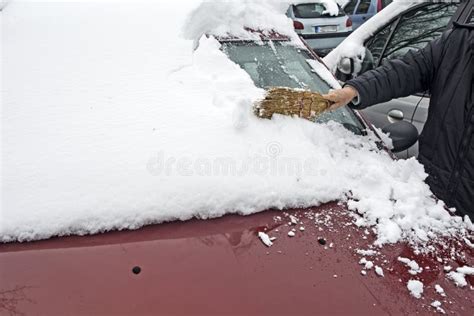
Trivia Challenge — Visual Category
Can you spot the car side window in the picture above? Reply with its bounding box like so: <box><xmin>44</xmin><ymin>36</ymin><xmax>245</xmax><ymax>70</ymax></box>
<box><xmin>365</xmin><ymin>19</ymin><xmax>397</xmax><ymax>66</ymax></box>
<box><xmin>356</xmin><ymin>0</ymin><xmax>371</xmax><ymax>14</ymax></box>
<box><xmin>344</xmin><ymin>0</ymin><xmax>357</xmax><ymax>15</ymax></box>
<box><xmin>382</xmin><ymin>3</ymin><xmax>458</xmax><ymax>61</ymax></box>
<box><xmin>382</xmin><ymin>0</ymin><xmax>393</xmax><ymax>9</ymax></box>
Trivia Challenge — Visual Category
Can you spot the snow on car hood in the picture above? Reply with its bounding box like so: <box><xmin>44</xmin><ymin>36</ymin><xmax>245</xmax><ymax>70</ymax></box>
<box><xmin>324</xmin><ymin>0</ymin><xmax>424</xmax><ymax>72</ymax></box>
<box><xmin>1</xmin><ymin>0</ymin><xmax>471</xmax><ymax>243</ymax></box>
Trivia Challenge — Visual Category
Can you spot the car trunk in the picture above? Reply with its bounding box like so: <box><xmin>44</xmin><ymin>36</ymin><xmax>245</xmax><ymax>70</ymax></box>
<box><xmin>296</xmin><ymin>16</ymin><xmax>349</xmax><ymax>35</ymax></box>
<box><xmin>1</xmin><ymin>202</ymin><xmax>472</xmax><ymax>315</ymax></box>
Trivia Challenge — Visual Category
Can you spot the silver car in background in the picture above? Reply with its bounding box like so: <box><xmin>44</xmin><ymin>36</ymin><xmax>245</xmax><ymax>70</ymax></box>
<box><xmin>287</xmin><ymin>0</ymin><xmax>353</xmax><ymax>56</ymax></box>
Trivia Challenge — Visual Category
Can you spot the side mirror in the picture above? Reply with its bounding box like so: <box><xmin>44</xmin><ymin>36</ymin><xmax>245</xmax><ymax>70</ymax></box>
<box><xmin>382</xmin><ymin>121</ymin><xmax>419</xmax><ymax>153</ymax></box>
<box><xmin>335</xmin><ymin>57</ymin><xmax>355</xmax><ymax>82</ymax></box>
<box><xmin>335</xmin><ymin>48</ymin><xmax>375</xmax><ymax>82</ymax></box>
<box><xmin>338</xmin><ymin>57</ymin><xmax>354</xmax><ymax>75</ymax></box>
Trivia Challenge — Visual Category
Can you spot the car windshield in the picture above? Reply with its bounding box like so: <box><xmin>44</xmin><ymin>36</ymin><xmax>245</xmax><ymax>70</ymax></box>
<box><xmin>293</xmin><ymin>3</ymin><xmax>345</xmax><ymax>18</ymax></box>
<box><xmin>220</xmin><ymin>40</ymin><xmax>365</xmax><ymax>134</ymax></box>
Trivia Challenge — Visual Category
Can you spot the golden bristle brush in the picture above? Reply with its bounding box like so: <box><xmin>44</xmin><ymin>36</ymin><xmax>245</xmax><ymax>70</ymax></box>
<box><xmin>254</xmin><ymin>87</ymin><xmax>334</xmax><ymax>121</ymax></box>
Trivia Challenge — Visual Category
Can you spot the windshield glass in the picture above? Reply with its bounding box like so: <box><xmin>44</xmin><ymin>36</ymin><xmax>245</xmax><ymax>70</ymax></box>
<box><xmin>221</xmin><ymin>40</ymin><xmax>364</xmax><ymax>134</ymax></box>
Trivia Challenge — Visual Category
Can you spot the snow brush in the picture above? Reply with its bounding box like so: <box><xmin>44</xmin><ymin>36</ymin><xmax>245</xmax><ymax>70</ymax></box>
<box><xmin>254</xmin><ymin>87</ymin><xmax>334</xmax><ymax>121</ymax></box>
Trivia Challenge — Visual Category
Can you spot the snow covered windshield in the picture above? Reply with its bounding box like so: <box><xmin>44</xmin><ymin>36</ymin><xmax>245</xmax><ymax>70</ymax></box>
<box><xmin>221</xmin><ymin>40</ymin><xmax>364</xmax><ymax>134</ymax></box>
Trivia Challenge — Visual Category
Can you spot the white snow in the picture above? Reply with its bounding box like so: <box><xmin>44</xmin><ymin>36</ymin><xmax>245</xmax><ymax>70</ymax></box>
<box><xmin>446</xmin><ymin>266</ymin><xmax>474</xmax><ymax>288</ymax></box>
<box><xmin>373</xmin><ymin>126</ymin><xmax>394</xmax><ymax>150</ymax></box>
<box><xmin>431</xmin><ymin>301</ymin><xmax>445</xmax><ymax>314</ymax></box>
<box><xmin>258</xmin><ymin>231</ymin><xmax>274</xmax><ymax>247</ymax></box>
<box><xmin>431</xmin><ymin>300</ymin><xmax>441</xmax><ymax>308</ymax></box>
<box><xmin>359</xmin><ymin>258</ymin><xmax>374</xmax><ymax>270</ymax></box>
<box><xmin>456</xmin><ymin>266</ymin><xmax>474</xmax><ymax>275</ymax></box>
<box><xmin>398</xmin><ymin>257</ymin><xmax>423</xmax><ymax>275</ymax></box>
<box><xmin>446</xmin><ymin>271</ymin><xmax>467</xmax><ymax>287</ymax></box>
<box><xmin>407</xmin><ymin>280</ymin><xmax>424</xmax><ymax>299</ymax></box>
<box><xmin>184</xmin><ymin>0</ymin><xmax>299</xmax><ymax>46</ymax></box>
<box><xmin>306</xmin><ymin>59</ymin><xmax>341</xmax><ymax>89</ymax></box>
<box><xmin>356</xmin><ymin>249</ymin><xmax>377</xmax><ymax>256</ymax></box>
<box><xmin>434</xmin><ymin>284</ymin><xmax>446</xmax><ymax>297</ymax></box>
<box><xmin>324</xmin><ymin>0</ymin><xmax>424</xmax><ymax>73</ymax></box>
<box><xmin>464</xmin><ymin>237</ymin><xmax>474</xmax><ymax>249</ymax></box>
<box><xmin>463</xmin><ymin>216</ymin><xmax>473</xmax><ymax>230</ymax></box>
<box><xmin>320</xmin><ymin>0</ymin><xmax>340</xmax><ymax>16</ymax></box>
<box><xmin>1</xmin><ymin>0</ymin><xmax>471</xmax><ymax>244</ymax></box>
<box><xmin>289</xmin><ymin>215</ymin><xmax>299</xmax><ymax>225</ymax></box>
<box><xmin>375</xmin><ymin>266</ymin><xmax>384</xmax><ymax>277</ymax></box>
<box><xmin>0</xmin><ymin>0</ymin><xmax>9</xmax><ymax>11</ymax></box>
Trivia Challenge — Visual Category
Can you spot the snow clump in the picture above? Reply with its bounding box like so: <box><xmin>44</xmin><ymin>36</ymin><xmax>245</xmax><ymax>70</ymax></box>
<box><xmin>407</xmin><ymin>280</ymin><xmax>424</xmax><ymax>299</ymax></box>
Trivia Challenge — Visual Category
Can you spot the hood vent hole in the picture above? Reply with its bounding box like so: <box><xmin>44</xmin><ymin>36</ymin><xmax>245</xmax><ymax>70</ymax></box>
<box><xmin>132</xmin><ymin>266</ymin><xmax>141</xmax><ymax>275</ymax></box>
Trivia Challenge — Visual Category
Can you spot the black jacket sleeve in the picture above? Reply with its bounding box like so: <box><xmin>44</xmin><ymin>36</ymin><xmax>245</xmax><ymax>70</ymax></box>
<box><xmin>345</xmin><ymin>31</ymin><xmax>449</xmax><ymax>110</ymax></box>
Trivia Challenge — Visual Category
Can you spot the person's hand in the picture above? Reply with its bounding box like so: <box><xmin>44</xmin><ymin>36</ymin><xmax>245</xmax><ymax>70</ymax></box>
<box><xmin>322</xmin><ymin>86</ymin><xmax>359</xmax><ymax>111</ymax></box>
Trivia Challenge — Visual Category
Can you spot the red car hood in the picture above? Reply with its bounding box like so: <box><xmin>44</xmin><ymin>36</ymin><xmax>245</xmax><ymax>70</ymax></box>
<box><xmin>1</xmin><ymin>202</ymin><xmax>473</xmax><ymax>315</ymax></box>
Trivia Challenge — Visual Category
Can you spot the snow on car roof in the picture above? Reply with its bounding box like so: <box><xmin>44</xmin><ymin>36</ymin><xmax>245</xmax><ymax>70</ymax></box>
<box><xmin>184</xmin><ymin>0</ymin><xmax>300</xmax><ymax>46</ymax></box>
<box><xmin>1</xmin><ymin>0</ymin><xmax>472</xmax><ymax>245</ymax></box>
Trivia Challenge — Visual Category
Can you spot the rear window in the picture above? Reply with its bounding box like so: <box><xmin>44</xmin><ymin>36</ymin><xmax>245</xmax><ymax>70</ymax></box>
<box><xmin>293</xmin><ymin>3</ymin><xmax>345</xmax><ymax>18</ymax></box>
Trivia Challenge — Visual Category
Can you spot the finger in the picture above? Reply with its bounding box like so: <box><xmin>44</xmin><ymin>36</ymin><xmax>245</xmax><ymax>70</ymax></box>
<box><xmin>322</xmin><ymin>93</ymin><xmax>338</xmax><ymax>102</ymax></box>
<box><xmin>328</xmin><ymin>102</ymin><xmax>343</xmax><ymax>111</ymax></box>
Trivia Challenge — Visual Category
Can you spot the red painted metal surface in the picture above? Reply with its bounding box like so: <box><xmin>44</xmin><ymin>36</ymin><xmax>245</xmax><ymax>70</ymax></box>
<box><xmin>1</xmin><ymin>202</ymin><xmax>473</xmax><ymax>315</ymax></box>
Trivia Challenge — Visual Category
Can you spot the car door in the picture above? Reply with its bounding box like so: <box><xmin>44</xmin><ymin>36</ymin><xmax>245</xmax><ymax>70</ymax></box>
<box><xmin>351</xmin><ymin>0</ymin><xmax>375</xmax><ymax>30</ymax></box>
<box><xmin>359</xmin><ymin>2</ymin><xmax>459</xmax><ymax>158</ymax></box>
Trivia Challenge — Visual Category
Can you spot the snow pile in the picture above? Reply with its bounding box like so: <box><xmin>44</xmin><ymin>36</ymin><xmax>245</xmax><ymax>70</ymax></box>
<box><xmin>447</xmin><ymin>271</ymin><xmax>467</xmax><ymax>287</ymax></box>
<box><xmin>319</xmin><ymin>0</ymin><xmax>340</xmax><ymax>16</ymax></box>
<box><xmin>434</xmin><ymin>284</ymin><xmax>446</xmax><ymax>297</ymax></box>
<box><xmin>359</xmin><ymin>257</ymin><xmax>374</xmax><ymax>270</ymax></box>
<box><xmin>398</xmin><ymin>257</ymin><xmax>423</xmax><ymax>275</ymax></box>
<box><xmin>407</xmin><ymin>280</ymin><xmax>424</xmax><ymax>299</ymax></box>
<box><xmin>258</xmin><ymin>232</ymin><xmax>274</xmax><ymax>247</ymax></box>
<box><xmin>324</xmin><ymin>0</ymin><xmax>423</xmax><ymax>73</ymax></box>
<box><xmin>431</xmin><ymin>301</ymin><xmax>445</xmax><ymax>314</ymax></box>
<box><xmin>374</xmin><ymin>266</ymin><xmax>384</xmax><ymax>277</ymax></box>
<box><xmin>447</xmin><ymin>266</ymin><xmax>474</xmax><ymax>287</ymax></box>
<box><xmin>184</xmin><ymin>0</ymin><xmax>298</xmax><ymax>45</ymax></box>
<box><xmin>1</xmin><ymin>0</ymin><xmax>471</xmax><ymax>243</ymax></box>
